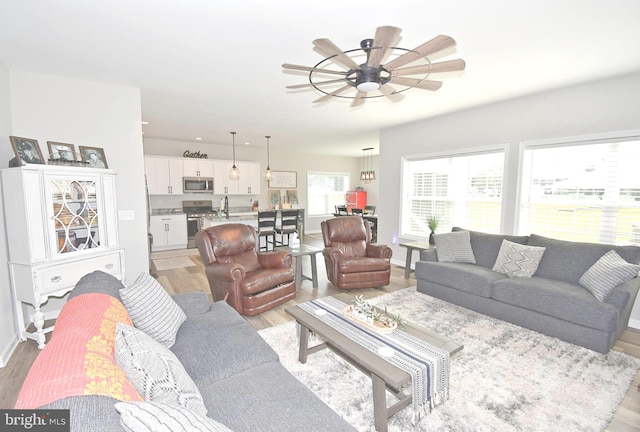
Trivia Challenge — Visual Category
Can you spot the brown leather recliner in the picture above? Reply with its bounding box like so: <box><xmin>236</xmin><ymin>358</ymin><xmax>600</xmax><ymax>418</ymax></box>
<box><xmin>195</xmin><ymin>223</ymin><xmax>296</xmax><ymax>316</ymax></box>
<box><xmin>321</xmin><ymin>216</ymin><xmax>392</xmax><ymax>290</ymax></box>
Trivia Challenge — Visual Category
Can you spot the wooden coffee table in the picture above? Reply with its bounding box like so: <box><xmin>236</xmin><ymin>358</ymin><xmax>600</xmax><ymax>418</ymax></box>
<box><xmin>285</xmin><ymin>293</ymin><xmax>463</xmax><ymax>432</ymax></box>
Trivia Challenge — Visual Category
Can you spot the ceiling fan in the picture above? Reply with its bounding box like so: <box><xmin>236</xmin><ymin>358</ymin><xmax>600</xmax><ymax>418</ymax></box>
<box><xmin>282</xmin><ymin>25</ymin><xmax>466</xmax><ymax>107</ymax></box>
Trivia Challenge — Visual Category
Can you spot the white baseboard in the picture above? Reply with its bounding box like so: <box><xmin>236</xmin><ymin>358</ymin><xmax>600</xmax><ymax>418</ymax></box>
<box><xmin>0</xmin><ymin>336</ymin><xmax>19</xmax><ymax>368</ymax></box>
<box><xmin>628</xmin><ymin>318</ymin><xmax>640</xmax><ymax>330</ymax></box>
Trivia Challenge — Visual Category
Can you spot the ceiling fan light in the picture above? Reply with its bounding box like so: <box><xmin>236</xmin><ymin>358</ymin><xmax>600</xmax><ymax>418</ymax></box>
<box><xmin>356</xmin><ymin>81</ymin><xmax>380</xmax><ymax>92</ymax></box>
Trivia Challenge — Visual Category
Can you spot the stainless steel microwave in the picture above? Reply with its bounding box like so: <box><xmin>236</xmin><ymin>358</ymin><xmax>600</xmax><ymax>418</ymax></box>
<box><xmin>183</xmin><ymin>177</ymin><xmax>214</xmax><ymax>193</ymax></box>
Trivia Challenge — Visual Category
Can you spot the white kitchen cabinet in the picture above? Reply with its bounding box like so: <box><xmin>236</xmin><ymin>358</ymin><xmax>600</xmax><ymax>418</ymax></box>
<box><xmin>150</xmin><ymin>214</ymin><xmax>188</xmax><ymax>251</ymax></box>
<box><xmin>1</xmin><ymin>165</ymin><xmax>125</xmax><ymax>349</ymax></box>
<box><xmin>144</xmin><ymin>156</ymin><xmax>183</xmax><ymax>195</ymax></box>
<box><xmin>213</xmin><ymin>160</ymin><xmax>260</xmax><ymax>195</ymax></box>
<box><xmin>183</xmin><ymin>158</ymin><xmax>214</xmax><ymax>178</ymax></box>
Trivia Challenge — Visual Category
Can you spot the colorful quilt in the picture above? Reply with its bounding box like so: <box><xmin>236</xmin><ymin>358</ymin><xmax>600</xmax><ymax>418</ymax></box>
<box><xmin>15</xmin><ymin>293</ymin><xmax>142</xmax><ymax>408</ymax></box>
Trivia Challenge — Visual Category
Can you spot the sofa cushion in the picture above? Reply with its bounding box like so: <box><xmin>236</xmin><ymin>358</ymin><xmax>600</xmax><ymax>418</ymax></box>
<box><xmin>492</xmin><ymin>277</ymin><xmax>619</xmax><ymax>332</ymax></box>
<box><xmin>492</xmin><ymin>240</ymin><xmax>546</xmax><ymax>278</ymax></box>
<box><xmin>115</xmin><ymin>323</ymin><xmax>207</xmax><ymax>416</ymax></box>
<box><xmin>115</xmin><ymin>401</ymin><xmax>233</xmax><ymax>432</ymax></box>
<box><xmin>528</xmin><ymin>234</ymin><xmax>640</xmax><ymax>284</ymax></box>
<box><xmin>200</xmin><ymin>361</ymin><xmax>356</xmax><ymax>432</ymax></box>
<box><xmin>579</xmin><ymin>250</ymin><xmax>640</xmax><ymax>301</ymax></box>
<box><xmin>452</xmin><ymin>227</ymin><xmax>529</xmax><ymax>269</ymax></box>
<box><xmin>433</xmin><ymin>231</ymin><xmax>476</xmax><ymax>263</ymax></box>
<box><xmin>120</xmin><ymin>272</ymin><xmax>186</xmax><ymax>348</ymax></box>
<box><xmin>171</xmin><ymin>300</ymin><xmax>279</xmax><ymax>388</ymax></box>
<box><xmin>414</xmin><ymin>261</ymin><xmax>508</xmax><ymax>298</ymax></box>
<box><xmin>15</xmin><ymin>293</ymin><xmax>141</xmax><ymax>409</ymax></box>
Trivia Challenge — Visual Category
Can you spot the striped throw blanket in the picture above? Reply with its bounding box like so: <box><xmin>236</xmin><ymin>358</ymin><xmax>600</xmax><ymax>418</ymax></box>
<box><xmin>299</xmin><ymin>297</ymin><xmax>450</xmax><ymax>423</ymax></box>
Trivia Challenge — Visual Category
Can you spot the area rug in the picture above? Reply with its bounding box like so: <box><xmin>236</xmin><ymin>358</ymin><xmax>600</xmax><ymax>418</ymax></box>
<box><xmin>152</xmin><ymin>256</ymin><xmax>196</xmax><ymax>271</ymax></box>
<box><xmin>258</xmin><ymin>287</ymin><xmax>640</xmax><ymax>432</ymax></box>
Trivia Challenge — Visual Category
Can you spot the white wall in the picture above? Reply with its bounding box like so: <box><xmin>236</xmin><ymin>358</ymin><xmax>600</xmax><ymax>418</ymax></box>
<box><xmin>143</xmin><ymin>138</ymin><xmax>373</xmax><ymax>233</ymax></box>
<box><xmin>379</xmin><ymin>72</ymin><xmax>640</xmax><ymax>327</ymax></box>
<box><xmin>0</xmin><ymin>64</ymin><xmax>18</xmax><ymax>367</ymax></box>
<box><xmin>0</xmin><ymin>71</ymin><xmax>148</xmax><ymax>363</ymax></box>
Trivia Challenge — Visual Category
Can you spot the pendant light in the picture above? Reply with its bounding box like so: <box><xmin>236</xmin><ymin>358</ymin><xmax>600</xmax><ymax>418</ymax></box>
<box><xmin>360</xmin><ymin>147</ymin><xmax>376</xmax><ymax>183</ymax></box>
<box><xmin>228</xmin><ymin>131</ymin><xmax>240</xmax><ymax>180</ymax></box>
<box><xmin>263</xmin><ymin>135</ymin><xmax>272</xmax><ymax>181</ymax></box>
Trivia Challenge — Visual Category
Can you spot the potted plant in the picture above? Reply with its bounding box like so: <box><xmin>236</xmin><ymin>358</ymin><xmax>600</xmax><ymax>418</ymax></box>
<box><xmin>427</xmin><ymin>215</ymin><xmax>440</xmax><ymax>244</ymax></box>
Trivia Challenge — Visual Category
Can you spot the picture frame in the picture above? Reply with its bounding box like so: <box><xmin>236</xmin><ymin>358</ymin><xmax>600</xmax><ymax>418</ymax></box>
<box><xmin>47</xmin><ymin>141</ymin><xmax>77</xmax><ymax>163</ymax></box>
<box><xmin>268</xmin><ymin>171</ymin><xmax>297</xmax><ymax>188</ymax></box>
<box><xmin>10</xmin><ymin>136</ymin><xmax>45</xmax><ymax>165</ymax></box>
<box><xmin>268</xmin><ymin>189</ymin><xmax>281</xmax><ymax>209</ymax></box>
<box><xmin>79</xmin><ymin>146</ymin><xmax>108</xmax><ymax>169</ymax></box>
<box><xmin>286</xmin><ymin>189</ymin><xmax>298</xmax><ymax>205</ymax></box>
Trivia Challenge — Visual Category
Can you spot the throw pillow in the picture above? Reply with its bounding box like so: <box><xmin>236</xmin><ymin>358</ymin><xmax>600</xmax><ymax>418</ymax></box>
<box><xmin>120</xmin><ymin>272</ymin><xmax>186</xmax><ymax>348</ymax></box>
<box><xmin>115</xmin><ymin>401</ymin><xmax>232</xmax><ymax>432</ymax></box>
<box><xmin>579</xmin><ymin>250</ymin><xmax>640</xmax><ymax>302</ymax></box>
<box><xmin>492</xmin><ymin>239</ymin><xmax>546</xmax><ymax>278</ymax></box>
<box><xmin>433</xmin><ymin>231</ymin><xmax>476</xmax><ymax>264</ymax></box>
<box><xmin>114</xmin><ymin>323</ymin><xmax>207</xmax><ymax>416</ymax></box>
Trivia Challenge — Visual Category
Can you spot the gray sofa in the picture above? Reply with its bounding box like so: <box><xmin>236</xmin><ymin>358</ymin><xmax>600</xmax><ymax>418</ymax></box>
<box><xmin>33</xmin><ymin>271</ymin><xmax>355</xmax><ymax>432</ymax></box>
<box><xmin>415</xmin><ymin>229</ymin><xmax>640</xmax><ymax>354</ymax></box>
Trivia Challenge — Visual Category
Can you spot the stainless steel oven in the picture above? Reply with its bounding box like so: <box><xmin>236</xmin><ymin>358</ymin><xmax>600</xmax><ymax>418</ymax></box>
<box><xmin>183</xmin><ymin>177</ymin><xmax>214</xmax><ymax>193</ymax></box>
<box><xmin>183</xmin><ymin>200</ymin><xmax>214</xmax><ymax>248</ymax></box>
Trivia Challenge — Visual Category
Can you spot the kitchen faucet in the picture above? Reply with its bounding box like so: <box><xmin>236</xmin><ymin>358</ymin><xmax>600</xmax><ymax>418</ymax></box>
<box><xmin>223</xmin><ymin>196</ymin><xmax>229</xmax><ymax>219</ymax></box>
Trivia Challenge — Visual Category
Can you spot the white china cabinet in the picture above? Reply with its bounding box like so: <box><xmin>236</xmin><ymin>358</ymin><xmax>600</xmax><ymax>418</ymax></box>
<box><xmin>1</xmin><ymin>165</ymin><xmax>125</xmax><ymax>348</ymax></box>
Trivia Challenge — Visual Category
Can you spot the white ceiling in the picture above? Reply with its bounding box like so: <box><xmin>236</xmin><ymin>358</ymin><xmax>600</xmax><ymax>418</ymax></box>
<box><xmin>1</xmin><ymin>1</ymin><xmax>639</xmax><ymax>157</ymax></box>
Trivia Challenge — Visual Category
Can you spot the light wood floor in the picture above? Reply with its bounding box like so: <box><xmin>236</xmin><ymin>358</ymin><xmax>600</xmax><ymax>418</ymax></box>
<box><xmin>1</xmin><ymin>234</ymin><xmax>639</xmax><ymax>431</ymax></box>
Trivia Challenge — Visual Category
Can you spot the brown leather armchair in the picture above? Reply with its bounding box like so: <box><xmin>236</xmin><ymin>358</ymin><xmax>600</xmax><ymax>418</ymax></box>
<box><xmin>321</xmin><ymin>216</ymin><xmax>392</xmax><ymax>290</ymax></box>
<box><xmin>195</xmin><ymin>223</ymin><xmax>296</xmax><ymax>316</ymax></box>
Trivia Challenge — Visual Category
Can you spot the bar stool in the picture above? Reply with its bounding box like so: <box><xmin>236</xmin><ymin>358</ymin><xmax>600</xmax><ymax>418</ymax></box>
<box><xmin>275</xmin><ymin>209</ymin><xmax>299</xmax><ymax>246</ymax></box>
<box><xmin>257</xmin><ymin>211</ymin><xmax>277</xmax><ymax>251</ymax></box>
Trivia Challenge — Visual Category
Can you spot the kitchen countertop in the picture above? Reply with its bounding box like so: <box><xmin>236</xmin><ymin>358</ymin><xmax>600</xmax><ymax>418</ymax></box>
<box><xmin>150</xmin><ymin>208</ymin><xmax>184</xmax><ymax>216</ymax></box>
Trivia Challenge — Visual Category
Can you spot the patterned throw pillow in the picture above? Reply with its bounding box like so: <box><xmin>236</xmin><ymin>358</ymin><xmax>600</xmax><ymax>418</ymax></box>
<box><xmin>120</xmin><ymin>272</ymin><xmax>186</xmax><ymax>348</ymax></box>
<box><xmin>115</xmin><ymin>401</ymin><xmax>232</xmax><ymax>432</ymax></box>
<box><xmin>579</xmin><ymin>250</ymin><xmax>640</xmax><ymax>302</ymax></box>
<box><xmin>492</xmin><ymin>239</ymin><xmax>546</xmax><ymax>278</ymax></box>
<box><xmin>114</xmin><ymin>323</ymin><xmax>207</xmax><ymax>416</ymax></box>
<box><xmin>433</xmin><ymin>231</ymin><xmax>476</xmax><ymax>264</ymax></box>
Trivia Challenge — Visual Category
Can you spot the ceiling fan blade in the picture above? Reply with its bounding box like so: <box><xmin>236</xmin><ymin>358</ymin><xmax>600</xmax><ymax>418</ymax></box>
<box><xmin>351</xmin><ymin>91</ymin><xmax>367</xmax><ymax>107</ymax></box>
<box><xmin>313</xmin><ymin>38</ymin><xmax>360</xmax><ymax>70</ymax></box>
<box><xmin>286</xmin><ymin>78</ymin><xmax>348</xmax><ymax>89</ymax></box>
<box><xmin>384</xmin><ymin>35</ymin><xmax>456</xmax><ymax>71</ymax></box>
<box><xmin>389</xmin><ymin>77</ymin><xmax>443</xmax><ymax>91</ymax></box>
<box><xmin>391</xmin><ymin>59</ymin><xmax>466</xmax><ymax>77</ymax></box>
<box><xmin>367</xmin><ymin>26</ymin><xmax>402</xmax><ymax>68</ymax></box>
<box><xmin>313</xmin><ymin>85</ymin><xmax>353</xmax><ymax>103</ymax></box>
<box><xmin>378</xmin><ymin>84</ymin><xmax>405</xmax><ymax>103</ymax></box>
<box><xmin>282</xmin><ymin>63</ymin><xmax>347</xmax><ymax>76</ymax></box>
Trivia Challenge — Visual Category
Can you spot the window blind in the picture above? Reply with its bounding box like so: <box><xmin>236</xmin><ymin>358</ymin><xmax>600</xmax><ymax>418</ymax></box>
<box><xmin>519</xmin><ymin>138</ymin><xmax>640</xmax><ymax>245</ymax></box>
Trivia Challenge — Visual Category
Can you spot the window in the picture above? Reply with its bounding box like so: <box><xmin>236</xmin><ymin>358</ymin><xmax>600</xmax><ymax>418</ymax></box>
<box><xmin>402</xmin><ymin>151</ymin><xmax>505</xmax><ymax>237</ymax></box>
<box><xmin>307</xmin><ymin>172</ymin><xmax>350</xmax><ymax>216</ymax></box>
<box><xmin>520</xmin><ymin>137</ymin><xmax>640</xmax><ymax>245</ymax></box>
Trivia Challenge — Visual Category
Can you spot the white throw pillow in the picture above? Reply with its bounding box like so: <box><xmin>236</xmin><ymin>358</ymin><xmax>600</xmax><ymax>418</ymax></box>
<box><xmin>579</xmin><ymin>250</ymin><xmax>640</xmax><ymax>302</ymax></box>
<box><xmin>120</xmin><ymin>272</ymin><xmax>186</xmax><ymax>347</ymax></box>
<box><xmin>433</xmin><ymin>231</ymin><xmax>476</xmax><ymax>264</ymax></box>
<box><xmin>492</xmin><ymin>239</ymin><xmax>546</xmax><ymax>278</ymax></box>
<box><xmin>115</xmin><ymin>401</ymin><xmax>232</xmax><ymax>432</ymax></box>
<box><xmin>114</xmin><ymin>323</ymin><xmax>207</xmax><ymax>416</ymax></box>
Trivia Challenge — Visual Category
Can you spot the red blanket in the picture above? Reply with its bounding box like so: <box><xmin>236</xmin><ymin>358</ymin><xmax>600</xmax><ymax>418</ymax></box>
<box><xmin>15</xmin><ymin>293</ymin><xmax>142</xmax><ymax>408</ymax></box>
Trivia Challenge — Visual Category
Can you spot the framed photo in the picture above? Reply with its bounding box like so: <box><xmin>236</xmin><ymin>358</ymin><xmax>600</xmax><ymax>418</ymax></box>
<box><xmin>10</xmin><ymin>136</ymin><xmax>45</xmax><ymax>165</ymax></box>
<box><xmin>286</xmin><ymin>189</ymin><xmax>298</xmax><ymax>205</ymax></box>
<box><xmin>268</xmin><ymin>171</ymin><xmax>297</xmax><ymax>188</ymax></box>
<box><xmin>47</xmin><ymin>141</ymin><xmax>77</xmax><ymax>163</ymax></box>
<box><xmin>79</xmin><ymin>146</ymin><xmax>108</xmax><ymax>168</ymax></box>
<box><xmin>268</xmin><ymin>189</ymin><xmax>281</xmax><ymax>209</ymax></box>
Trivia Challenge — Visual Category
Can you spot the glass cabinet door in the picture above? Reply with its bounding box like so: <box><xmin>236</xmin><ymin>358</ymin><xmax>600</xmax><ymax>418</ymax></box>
<box><xmin>49</xmin><ymin>178</ymin><xmax>101</xmax><ymax>254</ymax></box>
